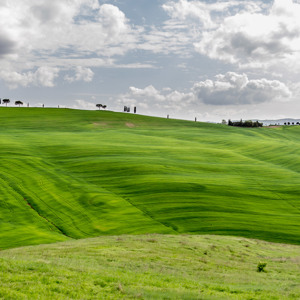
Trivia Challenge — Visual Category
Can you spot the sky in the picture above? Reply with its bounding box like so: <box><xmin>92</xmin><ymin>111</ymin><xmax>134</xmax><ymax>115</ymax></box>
<box><xmin>1</xmin><ymin>0</ymin><xmax>300</xmax><ymax>122</ymax></box>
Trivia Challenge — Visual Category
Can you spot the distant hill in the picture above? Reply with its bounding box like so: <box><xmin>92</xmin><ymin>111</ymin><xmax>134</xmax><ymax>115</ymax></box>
<box><xmin>1</xmin><ymin>107</ymin><xmax>300</xmax><ymax>249</ymax></box>
<box><xmin>256</xmin><ymin>118</ymin><xmax>300</xmax><ymax>126</ymax></box>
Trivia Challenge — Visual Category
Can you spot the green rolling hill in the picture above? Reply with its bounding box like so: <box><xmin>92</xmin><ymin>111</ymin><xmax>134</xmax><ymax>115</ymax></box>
<box><xmin>1</xmin><ymin>107</ymin><xmax>300</xmax><ymax>249</ymax></box>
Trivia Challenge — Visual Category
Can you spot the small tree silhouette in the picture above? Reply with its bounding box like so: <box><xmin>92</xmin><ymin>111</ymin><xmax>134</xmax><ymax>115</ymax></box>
<box><xmin>2</xmin><ymin>99</ymin><xmax>10</xmax><ymax>106</ymax></box>
<box><xmin>102</xmin><ymin>105</ymin><xmax>107</xmax><ymax>109</ymax></box>
<box><xmin>96</xmin><ymin>104</ymin><xmax>102</xmax><ymax>110</ymax></box>
<box><xmin>15</xmin><ymin>100</ymin><xmax>23</xmax><ymax>107</ymax></box>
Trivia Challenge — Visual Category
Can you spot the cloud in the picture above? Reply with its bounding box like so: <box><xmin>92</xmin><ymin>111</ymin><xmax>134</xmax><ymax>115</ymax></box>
<box><xmin>128</xmin><ymin>86</ymin><xmax>165</xmax><ymax>102</ymax></box>
<box><xmin>64</xmin><ymin>66</ymin><xmax>94</xmax><ymax>83</ymax></box>
<box><xmin>0</xmin><ymin>66</ymin><xmax>59</xmax><ymax>89</ymax></box>
<box><xmin>192</xmin><ymin>0</ymin><xmax>300</xmax><ymax>71</ymax></box>
<box><xmin>1</xmin><ymin>0</ymin><xmax>299</xmax><ymax>94</ymax></box>
<box><xmin>117</xmin><ymin>72</ymin><xmax>291</xmax><ymax>114</ymax></box>
<box><xmin>163</xmin><ymin>0</ymin><xmax>265</xmax><ymax>28</ymax></box>
<box><xmin>163</xmin><ymin>0</ymin><xmax>214</xmax><ymax>28</ymax></box>
<box><xmin>0</xmin><ymin>33</ymin><xmax>16</xmax><ymax>57</ymax></box>
<box><xmin>0</xmin><ymin>1</ymin><xmax>141</xmax><ymax>87</ymax></box>
<box><xmin>139</xmin><ymin>20</ymin><xmax>194</xmax><ymax>56</ymax></box>
<box><xmin>162</xmin><ymin>0</ymin><xmax>300</xmax><ymax>74</ymax></box>
<box><xmin>98</xmin><ymin>4</ymin><xmax>128</xmax><ymax>40</ymax></box>
<box><xmin>117</xmin><ymin>85</ymin><xmax>194</xmax><ymax>114</ymax></box>
<box><xmin>193</xmin><ymin>72</ymin><xmax>291</xmax><ymax>105</ymax></box>
<box><xmin>72</xmin><ymin>99</ymin><xmax>97</xmax><ymax>110</ymax></box>
<box><xmin>34</xmin><ymin>67</ymin><xmax>60</xmax><ymax>87</ymax></box>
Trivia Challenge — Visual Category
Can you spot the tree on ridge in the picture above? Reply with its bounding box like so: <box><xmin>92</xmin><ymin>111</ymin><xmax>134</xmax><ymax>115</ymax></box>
<box><xmin>15</xmin><ymin>101</ymin><xmax>23</xmax><ymax>107</ymax></box>
<box><xmin>2</xmin><ymin>99</ymin><xmax>10</xmax><ymax>106</ymax></box>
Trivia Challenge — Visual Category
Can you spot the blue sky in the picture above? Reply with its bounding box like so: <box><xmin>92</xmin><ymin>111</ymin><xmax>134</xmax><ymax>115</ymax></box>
<box><xmin>1</xmin><ymin>0</ymin><xmax>300</xmax><ymax>122</ymax></box>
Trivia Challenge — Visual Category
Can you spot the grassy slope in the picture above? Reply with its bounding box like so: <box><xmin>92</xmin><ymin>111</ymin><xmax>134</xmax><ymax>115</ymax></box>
<box><xmin>1</xmin><ymin>107</ymin><xmax>300</xmax><ymax>249</ymax></box>
<box><xmin>0</xmin><ymin>234</ymin><xmax>300</xmax><ymax>299</ymax></box>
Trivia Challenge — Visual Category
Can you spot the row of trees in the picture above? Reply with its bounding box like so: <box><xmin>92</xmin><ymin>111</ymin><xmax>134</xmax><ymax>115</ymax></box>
<box><xmin>228</xmin><ymin>119</ymin><xmax>263</xmax><ymax>127</ymax></box>
<box><xmin>1</xmin><ymin>101</ymin><xmax>109</xmax><ymax>110</ymax></box>
<box><xmin>2</xmin><ymin>100</ymin><xmax>105</xmax><ymax>109</ymax></box>
<box><xmin>0</xmin><ymin>99</ymin><xmax>24</xmax><ymax>106</ymax></box>
<box><xmin>284</xmin><ymin>122</ymin><xmax>300</xmax><ymax>125</ymax></box>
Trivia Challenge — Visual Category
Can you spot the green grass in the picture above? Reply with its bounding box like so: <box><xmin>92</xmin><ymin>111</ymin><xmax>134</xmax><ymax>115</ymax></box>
<box><xmin>1</xmin><ymin>107</ymin><xmax>300</xmax><ymax>250</ymax></box>
<box><xmin>0</xmin><ymin>234</ymin><xmax>300</xmax><ymax>299</ymax></box>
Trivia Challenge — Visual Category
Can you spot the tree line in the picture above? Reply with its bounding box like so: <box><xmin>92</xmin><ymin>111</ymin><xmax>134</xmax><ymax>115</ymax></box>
<box><xmin>284</xmin><ymin>122</ymin><xmax>300</xmax><ymax>125</ymax></box>
<box><xmin>228</xmin><ymin>119</ymin><xmax>263</xmax><ymax>127</ymax></box>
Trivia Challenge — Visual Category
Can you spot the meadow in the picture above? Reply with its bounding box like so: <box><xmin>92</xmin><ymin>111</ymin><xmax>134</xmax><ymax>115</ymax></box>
<box><xmin>1</xmin><ymin>234</ymin><xmax>300</xmax><ymax>299</ymax></box>
<box><xmin>1</xmin><ymin>107</ymin><xmax>300</xmax><ymax>249</ymax></box>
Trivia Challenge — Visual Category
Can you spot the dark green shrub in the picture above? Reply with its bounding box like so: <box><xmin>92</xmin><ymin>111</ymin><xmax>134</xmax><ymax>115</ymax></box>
<box><xmin>257</xmin><ymin>262</ymin><xmax>267</xmax><ymax>272</ymax></box>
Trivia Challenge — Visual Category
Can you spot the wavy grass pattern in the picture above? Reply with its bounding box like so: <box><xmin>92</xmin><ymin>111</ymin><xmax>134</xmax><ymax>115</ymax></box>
<box><xmin>1</xmin><ymin>108</ymin><xmax>300</xmax><ymax>249</ymax></box>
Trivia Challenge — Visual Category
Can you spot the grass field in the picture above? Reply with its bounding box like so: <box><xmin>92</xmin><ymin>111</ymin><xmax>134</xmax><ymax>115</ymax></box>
<box><xmin>0</xmin><ymin>234</ymin><xmax>300</xmax><ymax>299</ymax></box>
<box><xmin>1</xmin><ymin>107</ymin><xmax>300</xmax><ymax>250</ymax></box>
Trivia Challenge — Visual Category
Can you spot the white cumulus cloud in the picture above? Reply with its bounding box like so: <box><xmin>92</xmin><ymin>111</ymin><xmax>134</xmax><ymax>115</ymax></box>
<box><xmin>0</xmin><ymin>1</ymin><xmax>141</xmax><ymax>87</ymax></box>
<box><xmin>193</xmin><ymin>72</ymin><xmax>291</xmax><ymax>105</ymax></box>
<box><xmin>64</xmin><ymin>66</ymin><xmax>94</xmax><ymax>83</ymax></box>
<box><xmin>72</xmin><ymin>99</ymin><xmax>97</xmax><ymax>110</ymax></box>
<box><xmin>117</xmin><ymin>85</ymin><xmax>194</xmax><ymax>114</ymax></box>
<box><xmin>163</xmin><ymin>0</ymin><xmax>214</xmax><ymax>28</ymax></box>
<box><xmin>0</xmin><ymin>66</ymin><xmax>59</xmax><ymax>89</ymax></box>
<box><xmin>117</xmin><ymin>72</ymin><xmax>291</xmax><ymax>114</ymax></box>
<box><xmin>193</xmin><ymin>0</ymin><xmax>300</xmax><ymax>71</ymax></box>
<box><xmin>163</xmin><ymin>0</ymin><xmax>300</xmax><ymax>75</ymax></box>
